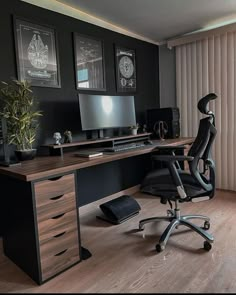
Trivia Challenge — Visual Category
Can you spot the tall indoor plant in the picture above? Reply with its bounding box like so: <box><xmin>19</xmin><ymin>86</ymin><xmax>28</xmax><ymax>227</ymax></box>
<box><xmin>0</xmin><ymin>79</ymin><xmax>42</xmax><ymax>160</ymax></box>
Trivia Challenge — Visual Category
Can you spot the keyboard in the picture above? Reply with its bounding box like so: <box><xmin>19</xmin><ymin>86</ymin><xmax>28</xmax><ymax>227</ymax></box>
<box><xmin>103</xmin><ymin>142</ymin><xmax>146</xmax><ymax>152</ymax></box>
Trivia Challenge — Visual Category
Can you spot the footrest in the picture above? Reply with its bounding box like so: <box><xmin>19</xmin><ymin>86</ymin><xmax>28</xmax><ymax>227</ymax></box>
<box><xmin>96</xmin><ymin>195</ymin><xmax>141</xmax><ymax>225</ymax></box>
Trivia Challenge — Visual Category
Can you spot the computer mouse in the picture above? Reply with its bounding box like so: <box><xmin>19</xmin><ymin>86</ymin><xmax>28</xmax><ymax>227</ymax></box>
<box><xmin>144</xmin><ymin>139</ymin><xmax>153</xmax><ymax>145</ymax></box>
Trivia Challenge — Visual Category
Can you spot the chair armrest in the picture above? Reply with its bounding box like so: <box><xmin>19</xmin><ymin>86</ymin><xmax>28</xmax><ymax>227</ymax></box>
<box><xmin>152</xmin><ymin>155</ymin><xmax>192</xmax><ymax>201</ymax></box>
<box><xmin>152</xmin><ymin>145</ymin><xmax>189</xmax><ymax>170</ymax></box>
<box><xmin>152</xmin><ymin>155</ymin><xmax>194</xmax><ymax>163</ymax></box>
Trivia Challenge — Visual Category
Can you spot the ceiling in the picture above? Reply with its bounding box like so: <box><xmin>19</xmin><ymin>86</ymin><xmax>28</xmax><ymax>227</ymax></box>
<box><xmin>55</xmin><ymin>0</ymin><xmax>236</xmax><ymax>43</ymax></box>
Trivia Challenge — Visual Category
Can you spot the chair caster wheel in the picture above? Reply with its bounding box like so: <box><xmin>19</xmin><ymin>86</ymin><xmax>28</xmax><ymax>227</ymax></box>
<box><xmin>203</xmin><ymin>241</ymin><xmax>212</xmax><ymax>251</ymax></box>
<box><xmin>156</xmin><ymin>244</ymin><xmax>165</xmax><ymax>252</ymax></box>
<box><xmin>202</xmin><ymin>221</ymin><xmax>210</xmax><ymax>230</ymax></box>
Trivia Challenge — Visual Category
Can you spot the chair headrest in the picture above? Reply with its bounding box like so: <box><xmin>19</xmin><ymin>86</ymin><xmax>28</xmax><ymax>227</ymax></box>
<box><xmin>197</xmin><ymin>93</ymin><xmax>217</xmax><ymax>115</ymax></box>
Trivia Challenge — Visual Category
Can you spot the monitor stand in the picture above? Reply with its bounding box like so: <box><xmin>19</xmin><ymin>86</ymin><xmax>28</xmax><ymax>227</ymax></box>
<box><xmin>98</xmin><ymin>129</ymin><xmax>104</xmax><ymax>138</ymax></box>
<box><xmin>97</xmin><ymin>129</ymin><xmax>110</xmax><ymax>139</ymax></box>
<box><xmin>97</xmin><ymin>129</ymin><xmax>104</xmax><ymax>139</ymax></box>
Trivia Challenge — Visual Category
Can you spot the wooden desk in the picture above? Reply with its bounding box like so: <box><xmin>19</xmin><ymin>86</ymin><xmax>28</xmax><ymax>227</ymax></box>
<box><xmin>0</xmin><ymin>137</ymin><xmax>194</xmax><ymax>181</ymax></box>
<box><xmin>0</xmin><ymin>137</ymin><xmax>194</xmax><ymax>285</ymax></box>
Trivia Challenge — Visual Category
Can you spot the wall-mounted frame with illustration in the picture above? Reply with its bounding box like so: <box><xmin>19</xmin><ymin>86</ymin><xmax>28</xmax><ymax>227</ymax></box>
<box><xmin>73</xmin><ymin>33</ymin><xmax>106</xmax><ymax>91</ymax></box>
<box><xmin>13</xmin><ymin>17</ymin><xmax>61</xmax><ymax>88</ymax></box>
<box><xmin>115</xmin><ymin>46</ymin><xmax>136</xmax><ymax>92</ymax></box>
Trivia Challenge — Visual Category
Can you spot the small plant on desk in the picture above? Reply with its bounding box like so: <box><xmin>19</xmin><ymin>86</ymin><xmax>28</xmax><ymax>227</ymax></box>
<box><xmin>129</xmin><ymin>123</ymin><xmax>139</xmax><ymax>135</ymax></box>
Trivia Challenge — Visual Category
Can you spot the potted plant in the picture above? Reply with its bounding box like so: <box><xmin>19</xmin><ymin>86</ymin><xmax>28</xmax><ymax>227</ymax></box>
<box><xmin>0</xmin><ymin>79</ymin><xmax>42</xmax><ymax>161</ymax></box>
<box><xmin>129</xmin><ymin>123</ymin><xmax>139</xmax><ymax>135</ymax></box>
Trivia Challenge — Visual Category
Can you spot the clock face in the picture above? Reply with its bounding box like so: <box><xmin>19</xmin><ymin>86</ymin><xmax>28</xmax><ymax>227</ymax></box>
<box><xmin>119</xmin><ymin>56</ymin><xmax>134</xmax><ymax>78</ymax></box>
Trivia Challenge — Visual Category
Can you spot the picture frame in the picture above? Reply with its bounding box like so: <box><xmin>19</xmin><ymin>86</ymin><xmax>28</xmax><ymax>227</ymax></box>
<box><xmin>73</xmin><ymin>33</ymin><xmax>106</xmax><ymax>91</ymax></box>
<box><xmin>115</xmin><ymin>45</ymin><xmax>136</xmax><ymax>92</ymax></box>
<box><xmin>13</xmin><ymin>17</ymin><xmax>61</xmax><ymax>88</ymax></box>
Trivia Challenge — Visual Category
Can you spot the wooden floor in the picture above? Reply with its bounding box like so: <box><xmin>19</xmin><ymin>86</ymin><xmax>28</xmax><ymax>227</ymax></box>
<box><xmin>0</xmin><ymin>189</ymin><xmax>236</xmax><ymax>293</ymax></box>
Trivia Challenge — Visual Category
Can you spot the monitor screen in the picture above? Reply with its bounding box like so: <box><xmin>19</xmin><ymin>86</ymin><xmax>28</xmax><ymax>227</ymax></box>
<box><xmin>78</xmin><ymin>94</ymin><xmax>136</xmax><ymax>130</ymax></box>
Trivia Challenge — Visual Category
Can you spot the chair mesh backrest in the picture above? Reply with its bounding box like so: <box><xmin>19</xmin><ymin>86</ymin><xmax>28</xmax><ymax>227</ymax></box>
<box><xmin>188</xmin><ymin>118</ymin><xmax>216</xmax><ymax>165</ymax></box>
<box><xmin>186</xmin><ymin>94</ymin><xmax>217</xmax><ymax>193</ymax></box>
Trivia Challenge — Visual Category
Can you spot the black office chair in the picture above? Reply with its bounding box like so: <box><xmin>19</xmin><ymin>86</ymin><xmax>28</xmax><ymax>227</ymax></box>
<box><xmin>139</xmin><ymin>93</ymin><xmax>217</xmax><ymax>252</ymax></box>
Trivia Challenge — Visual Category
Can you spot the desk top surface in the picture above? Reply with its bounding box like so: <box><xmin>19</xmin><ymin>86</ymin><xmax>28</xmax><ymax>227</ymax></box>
<box><xmin>0</xmin><ymin>137</ymin><xmax>194</xmax><ymax>182</ymax></box>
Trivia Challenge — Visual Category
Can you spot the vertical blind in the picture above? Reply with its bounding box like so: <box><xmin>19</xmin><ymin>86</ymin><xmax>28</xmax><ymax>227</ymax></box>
<box><xmin>175</xmin><ymin>32</ymin><xmax>236</xmax><ymax>191</ymax></box>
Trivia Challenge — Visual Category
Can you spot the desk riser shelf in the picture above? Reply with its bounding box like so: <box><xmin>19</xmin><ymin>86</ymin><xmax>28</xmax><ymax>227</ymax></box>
<box><xmin>44</xmin><ymin>133</ymin><xmax>152</xmax><ymax>156</ymax></box>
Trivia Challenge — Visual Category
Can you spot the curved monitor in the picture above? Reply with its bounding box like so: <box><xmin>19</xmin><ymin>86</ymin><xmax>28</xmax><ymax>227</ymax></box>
<box><xmin>78</xmin><ymin>94</ymin><xmax>136</xmax><ymax>130</ymax></box>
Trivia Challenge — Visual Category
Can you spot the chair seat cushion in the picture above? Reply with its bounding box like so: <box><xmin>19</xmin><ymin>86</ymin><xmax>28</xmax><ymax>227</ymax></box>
<box><xmin>140</xmin><ymin>168</ymin><xmax>208</xmax><ymax>201</ymax></box>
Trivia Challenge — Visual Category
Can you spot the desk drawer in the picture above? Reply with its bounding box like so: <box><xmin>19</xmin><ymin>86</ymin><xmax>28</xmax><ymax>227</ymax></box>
<box><xmin>34</xmin><ymin>173</ymin><xmax>75</xmax><ymax>207</ymax></box>
<box><xmin>40</xmin><ymin>233</ymin><xmax>80</xmax><ymax>281</ymax></box>
<box><xmin>38</xmin><ymin>209</ymin><xmax>78</xmax><ymax>244</ymax></box>
<box><xmin>40</xmin><ymin>229</ymin><xmax>79</xmax><ymax>257</ymax></box>
<box><xmin>36</xmin><ymin>192</ymin><xmax>76</xmax><ymax>223</ymax></box>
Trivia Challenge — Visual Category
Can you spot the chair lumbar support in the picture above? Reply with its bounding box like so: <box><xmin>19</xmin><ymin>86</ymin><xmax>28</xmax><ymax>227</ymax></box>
<box><xmin>139</xmin><ymin>199</ymin><xmax>213</xmax><ymax>253</ymax></box>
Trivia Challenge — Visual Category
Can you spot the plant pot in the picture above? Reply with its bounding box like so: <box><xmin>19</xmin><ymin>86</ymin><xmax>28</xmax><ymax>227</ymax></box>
<box><xmin>15</xmin><ymin>149</ymin><xmax>37</xmax><ymax>161</ymax></box>
<box><xmin>131</xmin><ymin>129</ymin><xmax>138</xmax><ymax>135</ymax></box>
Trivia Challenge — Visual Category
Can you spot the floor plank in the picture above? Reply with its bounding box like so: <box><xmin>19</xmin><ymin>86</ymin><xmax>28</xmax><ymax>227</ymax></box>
<box><xmin>0</xmin><ymin>189</ymin><xmax>236</xmax><ymax>293</ymax></box>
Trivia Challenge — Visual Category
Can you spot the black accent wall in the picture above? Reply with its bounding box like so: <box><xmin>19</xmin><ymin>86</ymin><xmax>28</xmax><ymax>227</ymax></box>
<box><xmin>0</xmin><ymin>0</ymin><xmax>160</xmax><ymax>206</ymax></box>
<box><xmin>1</xmin><ymin>0</ymin><xmax>160</xmax><ymax>145</ymax></box>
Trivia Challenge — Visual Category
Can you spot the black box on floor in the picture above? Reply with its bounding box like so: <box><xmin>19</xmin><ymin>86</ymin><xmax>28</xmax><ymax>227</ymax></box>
<box><xmin>97</xmin><ymin>195</ymin><xmax>141</xmax><ymax>224</ymax></box>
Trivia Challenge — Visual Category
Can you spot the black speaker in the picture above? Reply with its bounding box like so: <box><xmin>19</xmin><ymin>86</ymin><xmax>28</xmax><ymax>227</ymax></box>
<box><xmin>97</xmin><ymin>195</ymin><xmax>141</xmax><ymax>224</ymax></box>
<box><xmin>146</xmin><ymin>108</ymin><xmax>180</xmax><ymax>139</ymax></box>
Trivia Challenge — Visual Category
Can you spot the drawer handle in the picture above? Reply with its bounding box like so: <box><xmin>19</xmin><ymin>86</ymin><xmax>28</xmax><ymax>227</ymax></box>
<box><xmin>54</xmin><ymin>249</ymin><xmax>68</xmax><ymax>256</ymax></box>
<box><xmin>53</xmin><ymin>231</ymin><xmax>66</xmax><ymax>238</ymax></box>
<box><xmin>49</xmin><ymin>176</ymin><xmax>63</xmax><ymax>181</ymax></box>
<box><xmin>52</xmin><ymin>213</ymin><xmax>65</xmax><ymax>219</ymax></box>
<box><xmin>50</xmin><ymin>194</ymin><xmax>64</xmax><ymax>201</ymax></box>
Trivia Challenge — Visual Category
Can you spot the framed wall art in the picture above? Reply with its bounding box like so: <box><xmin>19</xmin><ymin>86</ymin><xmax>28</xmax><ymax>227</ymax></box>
<box><xmin>115</xmin><ymin>46</ymin><xmax>136</xmax><ymax>92</ymax></box>
<box><xmin>73</xmin><ymin>33</ymin><xmax>106</xmax><ymax>91</ymax></box>
<box><xmin>13</xmin><ymin>17</ymin><xmax>61</xmax><ymax>88</ymax></box>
